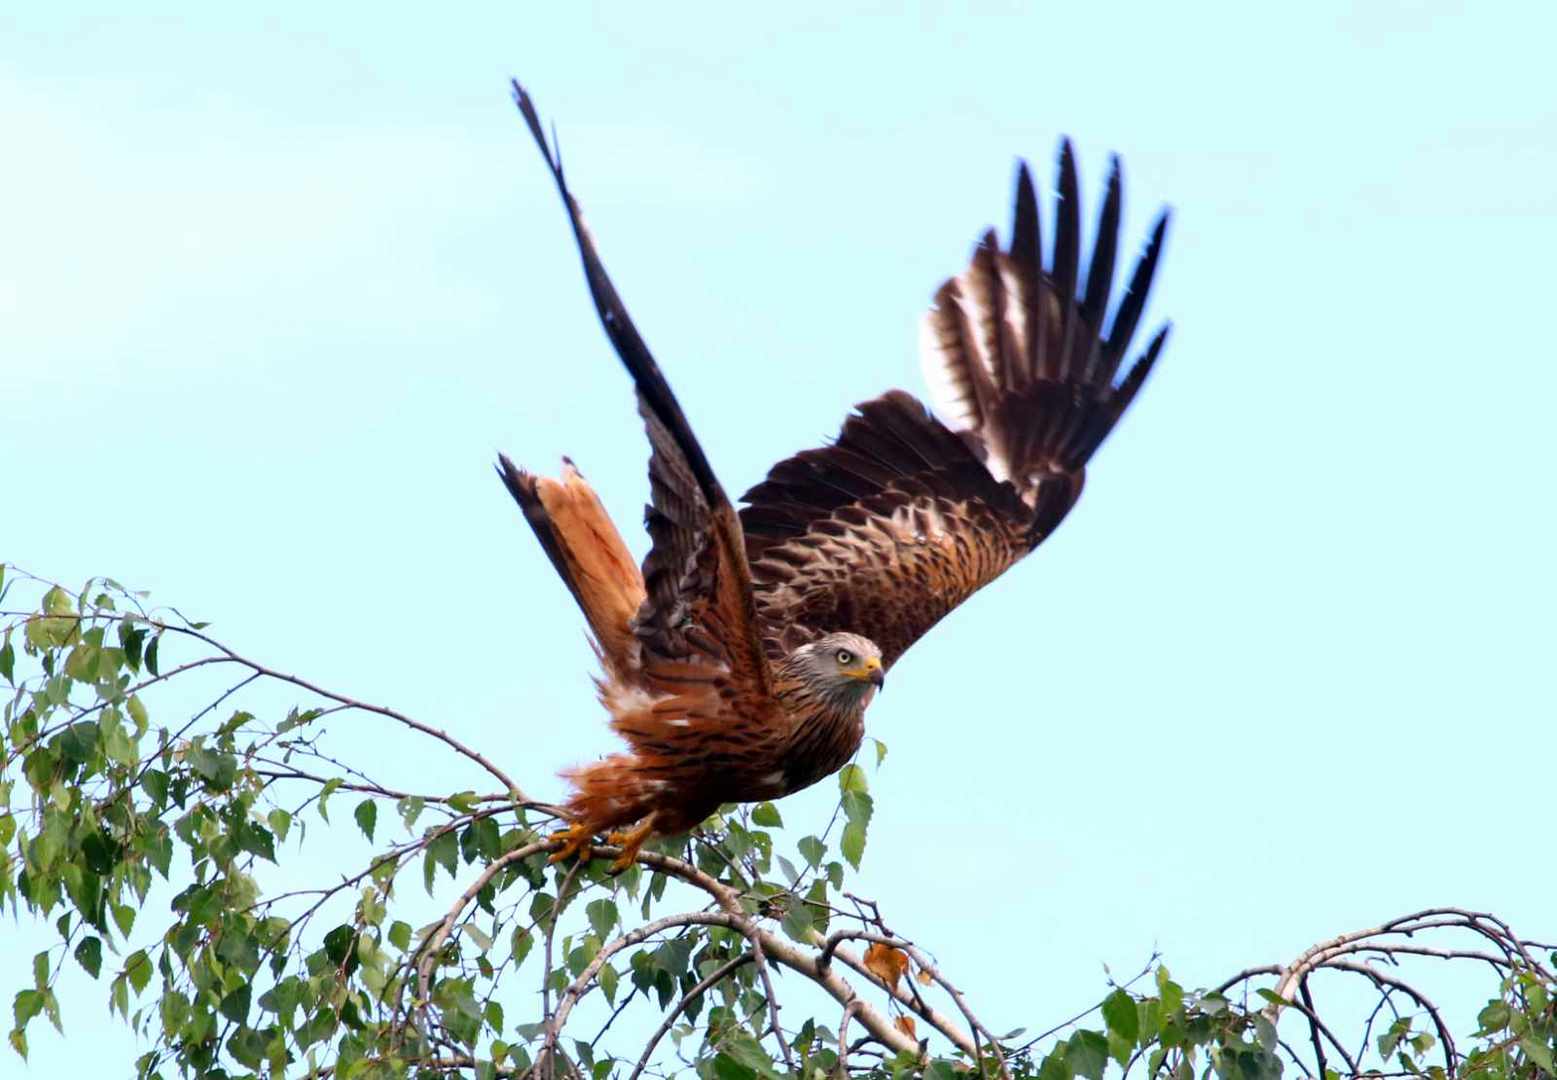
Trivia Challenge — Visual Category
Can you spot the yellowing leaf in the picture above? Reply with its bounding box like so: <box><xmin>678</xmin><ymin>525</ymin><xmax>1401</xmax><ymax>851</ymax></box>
<box><xmin>916</xmin><ymin>965</ymin><xmax>933</xmax><ymax>985</ymax></box>
<box><xmin>865</xmin><ymin>942</ymin><xmax>909</xmax><ymax>990</ymax></box>
<box><xmin>894</xmin><ymin>1014</ymin><xmax>918</xmax><ymax>1039</ymax></box>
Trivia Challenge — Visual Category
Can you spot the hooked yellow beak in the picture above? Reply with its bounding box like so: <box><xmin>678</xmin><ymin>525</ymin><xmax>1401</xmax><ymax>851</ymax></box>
<box><xmin>850</xmin><ymin>655</ymin><xmax>885</xmax><ymax>691</ymax></box>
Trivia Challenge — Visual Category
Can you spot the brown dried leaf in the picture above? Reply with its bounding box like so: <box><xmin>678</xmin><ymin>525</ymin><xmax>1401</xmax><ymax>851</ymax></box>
<box><xmin>865</xmin><ymin>941</ymin><xmax>910</xmax><ymax>990</ymax></box>
<box><xmin>893</xmin><ymin>1014</ymin><xmax>918</xmax><ymax>1039</ymax></box>
<box><xmin>915</xmin><ymin>964</ymin><xmax>933</xmax><ymax>985</ymax></box>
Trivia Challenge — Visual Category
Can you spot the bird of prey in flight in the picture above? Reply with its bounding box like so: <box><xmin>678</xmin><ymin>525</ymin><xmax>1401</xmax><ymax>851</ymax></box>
<box><xmin>498</xmin><ymin>82</ymin><xmax>1170</xmax><ymax>870</ymax></box>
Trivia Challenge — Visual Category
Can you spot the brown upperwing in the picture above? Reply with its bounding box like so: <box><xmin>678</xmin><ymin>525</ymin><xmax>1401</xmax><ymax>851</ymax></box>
<box><xmin>740</xmin><ymin>144</ymin><xmax>1171</xmax><ymax>669</ymax></box>
<box><xmin>511</xmin><ymin>82</ymin><xmax>772</xmax><ymax>706</ymax></box>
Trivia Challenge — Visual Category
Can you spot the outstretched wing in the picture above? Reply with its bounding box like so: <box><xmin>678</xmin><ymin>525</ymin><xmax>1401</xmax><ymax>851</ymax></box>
<box><xmin>741</xmin><ymin>143</ymin><xmax>1171</xmax><ymax>668</ymax></box>
<box><xmin>511</xmin><ymin>83</ymin><xmax>771</xmax><ymax>697</ymax></box>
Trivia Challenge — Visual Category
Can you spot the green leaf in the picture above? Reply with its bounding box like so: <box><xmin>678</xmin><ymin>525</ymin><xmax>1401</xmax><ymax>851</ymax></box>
<box><xmin>840</xmin><ymin>821</ymin><xmax>867</xmax><ymax>869</ymax></box>
<box><xmin>510</xmin><ymin>928</ymin><xmax>534</xmax><ymax>968</ymax></box>
<box><xmin>73</xmin><ymin>936</ymin><xmax>102</xmax><ymax>979</ymax></box>
<box><xmin>323</xmin><ymin>925</ymin><xmax>356</xmax><ymax>966</ymax></box>
<box><xmin>712</xmin><ymin>1054</ymin><xmax>757</xmax><ymax>1080</ymax></box>
<box><xmin>13</xmin><ymin>989</ymin><xmax>44</xmax><ymax>1028</ymax></box>
<box><xmin>353</xmin><ymin>800</ymin><xmax>377</xmax><ymax>842</ymax></box>
<box><xmin>751</xmin><ymin>802</ymin><xmax>783</xmax><ymax>828</ymax></box>
<box><xmin>126</xmin><ymin>694</ymin><xmax>149</xmax><ymax>733</ymax></box>
<box><xmin>267</xmin><ymin>808</ymin><xmax>291</xmax><ymax>844</ymax></box>
<box><xmin>317</xmin><ymin>777</ymin><xmax>342</xmax><ymax>822</ymax></box>
<box><xmin>143</xmin><ymin>635</ymin><xmax>160</xmax><ymax>677</ymax></box>
<box><xmin>598</xmin><ymin>962</ymin><xmax>619</xmax><ymax>1005</ymax></box>
<box><xmin>240</xmin><ymin>820</ymin><xmax>277</xmax><ymax>862</ymax></box>
<box><xmin>429</xmin><ymin>829</ymin><xmax>458</xmax><ymax>879</ymax></box>
<box><xmin>1066</xmin><ymin>1030</ymin><xmax>1110</xmax><ymax>1080</ymax></box>
<box><xmin>798</xmin><ymin>836</ymin><xmax>825</xmax><ymax>867</ymax></box>
<box><xmin>1102</xmin><ymin>989</ymin><xmax>1139</xmax><ymax>1042</ymax></box>
<box><xmin>398</xmin><ymin>796</ymin><xmax>425</xmax><ymax>830</ymax></box>
<box><xmin>0</xmin><ymin>638</ymin><xmax>14</xmax><ymax>685</ymax></box>
<box><xmin>31</xmin><ymin>952</ymin><xmax>47</xmax><ymax>990</ymax></box>
<box><xmin>586</xmin><ymin>899</ymin><xmax>618</xmax><ymax>940</ymax></box>
<box><xmin>124</xmin><ymin>950</ymin><xmax>151</xmax><ymax>994</ymax></box>
<box><xmin>219</xmin><ymin>985</ymin><xmax>251</xmax><ymax>1024</ymax></box>
<box><xmin>389</xmin><ymin>921</ymin><xmax>412</xmax><ymax>952</ymax></box>
<box><xmin>1156</xmin><ymin>966</ymin><xmax>1184</xmax><ymax>1015</ymax></box>
<box><xmin>841</xmin><ymin>789</ymin><xmax>872</xmax><ymax>826</ymax></box>
<box><xmin>465</xmin><ymin>924</ymin><xmax>493</xmax><ymax>953</ymax></box>
<box><xmin>1477</xmin><ymin>1001</ymin><xmax>1511</xmax><ymax>1033</ymax></box>
<box><xmin>111</xmin><ymin>904</ymin><xmax>135</xmax><ymax>937</ymax></box>
<box><xmin>781</xmin><ymin>901</ymin><xmax>814</xmax><ymax>944</ymax></box>
<box><xmin>448</xmin><ymin>790</ymin><xmax>479</xmax><ymax>814</ymax></box>
<box><xmin>837</xmin><ymin>763</ymin><xmax>868</xmax><ymax>794</ymax></box>
<box><xmin>1520</xmin><ymin>1036</ymin><xmax>1555</xmax><ymax>1074</ymax></box>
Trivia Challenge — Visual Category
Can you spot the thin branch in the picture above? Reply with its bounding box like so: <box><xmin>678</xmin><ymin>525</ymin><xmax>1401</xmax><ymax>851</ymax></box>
<box><xmin>416</xmin><ymin>839</ymin><xmax>550</xmax><ymax>1004</ymax></box>
<box><xmin>626</xmin><ymin>953</ymin><xmax>755</xmax><ymax>1080</ymax></box>
<box><xmin>748</xmin><ymin>931</ymin><xmax>796</xmax><ymax>1073</ymax></box>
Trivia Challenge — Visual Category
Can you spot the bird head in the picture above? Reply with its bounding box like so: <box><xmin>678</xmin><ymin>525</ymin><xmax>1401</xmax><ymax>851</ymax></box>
<box><xmin>793</xmin><ymin>632</ymin><xmax>885</xmax><ymax>706</ymax></box>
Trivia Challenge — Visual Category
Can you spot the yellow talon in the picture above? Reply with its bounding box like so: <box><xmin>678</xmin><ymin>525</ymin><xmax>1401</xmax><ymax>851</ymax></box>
<box><xmin>547</xmin><ymin>822</ymin><xmax>595</xmax><ymax>865</ymax></box>
<box><xmin>605</xmin><ymin>819</ymin><xmax>655</xmax><ymax>874</ymax></box>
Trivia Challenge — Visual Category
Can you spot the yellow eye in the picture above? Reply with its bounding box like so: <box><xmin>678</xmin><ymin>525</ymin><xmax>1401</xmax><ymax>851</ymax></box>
<box><xmin>835</xmin><ymin>649</ymin><xmax>854</xmax><ymax>666</ymax></box>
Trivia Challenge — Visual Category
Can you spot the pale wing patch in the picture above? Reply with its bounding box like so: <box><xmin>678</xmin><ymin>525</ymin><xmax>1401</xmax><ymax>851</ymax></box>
<box><xmin>918</xmin><ymin>315</ymin><xmax>980</xmax><ymax>434</ymax></box>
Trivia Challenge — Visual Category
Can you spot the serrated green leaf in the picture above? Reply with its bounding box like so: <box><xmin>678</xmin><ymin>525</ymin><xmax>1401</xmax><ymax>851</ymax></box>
<box><xmin>124</xmin><ymin>950</ymin><xmax>151</xmax><ymax>994</ymax></box>
<box><xmin>1066</xmin><ymin>1030</ymin><xmax>1109</xmax><ymax>1080</ymax></box>
<box><xmin>1102</xmin><ymin>989</ymin><xmax>1139</xmax><ymax>1042</ymax></box>
<box><xmin>267</xmin><ymin>808</ymin><xmax>291</xmax><ymax>844</ymax></box>
<box><xmin>317</xmin><ymin>777</ymin><xmax>342</xmax><ymax>822</ymax></box>
<box><xmin>353</xmin><ymin>799</ymin><xmax>377</xmax><ymax>842</ymax></box>
<box><xmin>398</xmin><ymin>796</ymin><xmax>425</xmax><ymax>830</ymax></box>
<box><xmin>840</xmin><ymin>821</ymin><xmax>866</xmax><ymax>869</ymax></box>
<box><xmin>586</xmin><ymin>898</ymin><xmax>618</xmax><ymax>940</ymax></box>
<box><xmin>511</xmin><ymin>928</ymin><xmax>533</xmax><ymax>968</ymax></box>
<box><xmin>112</xmin><ymin>904</ymin><xmax>135</xmax><ymax>937</ymax></box>
<box><xmin>798</xmin><ymin>835</ymin><xmax>824</xmax><ymax>867</ymax></box>
<box><xmin>219</xmin><ymin>985</ymin><xmax>251</xmax><ymax>1024</ymax></box>
<box><xmin>838</xmin><ymin>763</ymin><xmax>868</xmax><ymax>794</ymax></box>
<box><xmin>1156</xmin><ymin>966</ymin><xmax>1184</xmax><ymax>1014</ymax></box>
<box><xmin>781</xmin><ymin>902</ymin><xmax>813</xmax><ymax>944</ymax></box>
<box><xmin>1520</xmin><ymin>1036</ymin><xmax>1554</xmax><ymax>1073</ymax></box>
<box><xmin>1477</xmin><ymin>1001</ymin><xmax>1511</xmax><ymax>1033</ymax></box>
<box><xmin>13</xmin><ymin>989</ymin><xmax>44</xmax><ymax>1028</ymax></box>
<box><xmin>841</xmin><ymin>789</ymin><xmax>872</xmax><ymax>826</ymax></box>
<box><xmin>465</xmin><ymin>924</ymin><xmax>493</xmax><ymax>953</ymax></box>
<box><xmin>73</xmin><ymin>936</ymin><xmax>102</xmax><ymax>979</ymax></box>
<box><xmin>388</xmin><ymin>921</ymin><xmax>412</xmax><ymax>952</ymax></box>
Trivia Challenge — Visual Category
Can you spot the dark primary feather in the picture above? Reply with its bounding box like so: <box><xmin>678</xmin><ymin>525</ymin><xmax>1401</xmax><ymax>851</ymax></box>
<box><xmin>742</xmin><ymin>140</ymin><xmax>1171</xmax><ymax>669</ymax></box>
<box><xmin>511</xmin><ymin>82</ymin><xmax>725</xmax><ymax>511</ymax></box>
<box><xmin>509</xmin><ymin>83</ymin><xmax>768</xmax><ymax>682</ymax></box>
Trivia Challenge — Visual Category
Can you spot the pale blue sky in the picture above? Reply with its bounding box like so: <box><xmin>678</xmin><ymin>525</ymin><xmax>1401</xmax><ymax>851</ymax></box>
<box><xmin>4</xmin><ymin>3</ymin><xmax>1555</xmax><ymax>1074</ymax></box>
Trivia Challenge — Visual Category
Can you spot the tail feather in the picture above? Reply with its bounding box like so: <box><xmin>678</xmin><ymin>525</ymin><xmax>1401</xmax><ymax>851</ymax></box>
<box><xmin>495</xmin><ymin>454</ymin><xmax>645</xmax><ymax>674</ymax></box>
